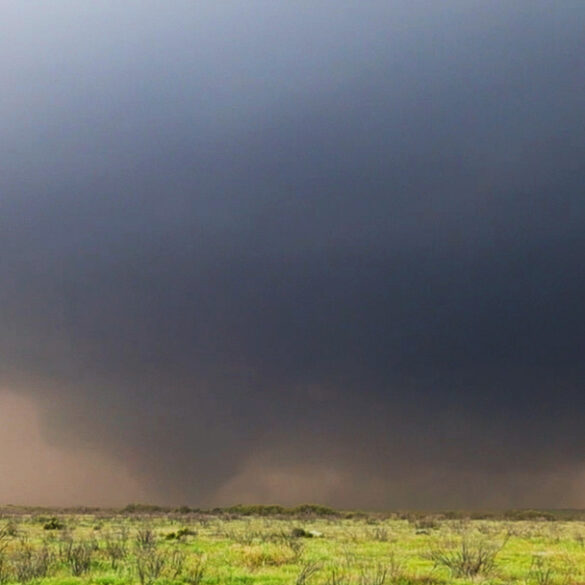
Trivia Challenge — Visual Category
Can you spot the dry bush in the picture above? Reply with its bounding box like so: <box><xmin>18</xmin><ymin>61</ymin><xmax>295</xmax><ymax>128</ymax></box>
<box><xmin>239</xmin><ymin>543</ymin><xmax>298</xmax><ymax>569</ymax></box>
<box><xmin>324</xmin><ymin>567</ymin><xmax>351</xmax><ymax>585</ymax></box>
<box><xmin>184</xmin><ymin>554</ymin><xmax>206</xmax><ymax>585</ymax></box>
<box><xmin>529</xmin><ymin>555</ymin><xmax>556</xmax><ymax>585</ymax></box>
<box><xmin>427</xmin><ymin>532</ymin><xmax>509</xmax><ymax>578</ymax></box>
<box><xmin>61</xmin><ymin>537</ymin><xmax>94</xmax><ymax>576</ymax></box>
<box><xmin>0</xmin><ymin>531</ymin><xmax>9</xmax><ymax>585</ymax></box>
<box><xmin>135</xmin><ymin>527</ymin><xmax>157</xmax><ymax>550</ymax></box>
<box><xmin>135</xmin><ymin>547</ymin><xmax>166</xmax><ymax>585</ymax></box>
<box><xmin>103</xmin><ymin>528</ymin><xmax>129</xmax><ymax>569</ymax></box>
<box><xmin>167</xmin><ymin>547</ymin><xmax>186</xmax><ymax>580</ymax></box>
<box><xmin>386</xmin><ymin>550</ymin><xmax>406</xmax><ymax>580</ymax></box>
<box><xmin>371</xmin><ymin>526</ymin><xmax>390</xmax><ymax>542</ymax></box>
<box><xmin>11</xmin><ymin>540</ymin><xmax>52</xmax><ymax>583</ymax></box>
<box><xmin>358</xmin><ymin>563</ymin><xmax>388</xmax><ymax>585</ymax></box>
<box><xmin>134</xmin><ymin>527</ymin><xmax>165</xmax><ymax>585</ymax></box>
<box><xmin>295</xmin><ymin>560</ymin><xmax>321</xmax><ymax>585</ymax></box>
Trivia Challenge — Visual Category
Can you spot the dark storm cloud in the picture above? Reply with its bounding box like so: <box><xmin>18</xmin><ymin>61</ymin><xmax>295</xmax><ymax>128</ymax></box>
<box><xmin>2</xmin><ymin>1</ymin><xmax>585</xmax><ymax>507</ymax></box>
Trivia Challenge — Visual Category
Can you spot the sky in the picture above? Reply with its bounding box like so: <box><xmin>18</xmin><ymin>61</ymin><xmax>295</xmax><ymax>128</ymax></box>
<box><xmin>1</xmin><ymin>1</ymin><xmax>585</xmax><ymax>509</ymax></box>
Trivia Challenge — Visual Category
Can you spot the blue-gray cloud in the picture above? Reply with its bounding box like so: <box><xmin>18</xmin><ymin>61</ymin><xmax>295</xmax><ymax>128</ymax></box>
<box><xmin>2</xmin><ymin>0</ymin><xmax>585</xmax><ymax>507</ymax></box>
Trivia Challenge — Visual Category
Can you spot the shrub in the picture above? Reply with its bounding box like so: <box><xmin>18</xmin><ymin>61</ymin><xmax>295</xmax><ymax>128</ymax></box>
<box><xmin>240</xmin><ymin>543</ymin><xmax>298</xmax><ymax>569</ymax></box>
<box><xmin>184</xmin><ymin>555</ymin><xmax>206</xmax><ymax>585</ymax></box>
<box><xmin>369</xmin><ymin>526</ymin><xmax>390</xmax><ymax>541</ymax></box>
<box><xmin>167</xmin><ymin>547</ymin><xmax>186</xmax><ymax>580</ymax></box>
<box><xmin>135</xmin><ymin>548</ymin><xmax>165</xmax><ymax>585</ymax></box>
<box><xmin>358</xmin><ymin>563</ymin><xmax>388</xmax><ymax>585</ymax></box>
<box><xmin>165</xmin><ymin>526</ymin><xmax>197</xmax><ymax>541</ymax></box>
<box><xmin>11</xmin><ymin>540</ymin><xmax>52</xmax><ymax>583</ymax></box>
<box><xmin>62</xmin><ymin>538</ymin><xmax>93</xmax><ymax>576</ymax></box>
<box><xmin>135</xmin><ymin>527</ymin><xmax>156</xmax><ymax>550</ymax></box>
<box><xmin>291</xmin><ymin>527</ymin><xmax>313</xmax><ymax>538</ymax></box>
<box><xmin>324</xmin><ymin>567</ymin><xmax>350</xmax><ymax>585</ymax></box>
<box><xmin>0</xmin><ymin>529</ymin><xmax>10</xmax><ymax>585</ymax></box>
<box><xmin>43</xmin><ymin>517</ymin><xmax>65</xmax><ymax>530</ymax></box>
<box><xmin>134</xmin><ymin>527</ymin><xmax>165</xmax><ymax>585</ymax></box>
<box><xmin>427</xmin><ymin>533</ymin><xmax>509</xmax><ymax>578</ymax></box>
<box><xmin>529</xmin><ymin>555</ymin><xmax>555</xmax><ymax>585</ymax></box>
<box><xmin>295</xmin><ymin>561</ymin><xmax>321</xmax><ymax>585</ymax></box>
<box><xmin>103</xmin><ymin>529</ymin><xmax>128</xmax><ymax>569</ymax></box>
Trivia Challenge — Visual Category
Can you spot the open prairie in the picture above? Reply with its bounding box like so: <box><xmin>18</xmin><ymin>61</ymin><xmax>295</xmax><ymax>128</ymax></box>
<box><xmin>0</xmin><ymin>507</ymin><xmax>584</xmax><ymax>584</ymax></box>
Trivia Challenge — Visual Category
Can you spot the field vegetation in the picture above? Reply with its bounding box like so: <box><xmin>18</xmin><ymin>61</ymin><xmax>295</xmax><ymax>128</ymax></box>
<box><xmin>0</xmin><ymin>505</ymin><xmax>583</xmax><ymax>584</ymax></box>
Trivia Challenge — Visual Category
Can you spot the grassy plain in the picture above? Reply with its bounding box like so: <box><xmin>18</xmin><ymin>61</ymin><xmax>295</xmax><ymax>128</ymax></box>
<box><xmin>0</xmin><ymin>506</ymin><xmax>584</xmax><ymax>584</ymax></box>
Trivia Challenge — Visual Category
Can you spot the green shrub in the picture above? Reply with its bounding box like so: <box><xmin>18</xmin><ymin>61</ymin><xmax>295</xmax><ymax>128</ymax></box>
<box><xmin>43</xmin><ymin>517</ymin><xmax>65</xmax><ymax>530</ymax></box>
<box><xmin>291</xmin><ymin>527</ymin><xmax>313</xmax><ymax>538</ymax></box>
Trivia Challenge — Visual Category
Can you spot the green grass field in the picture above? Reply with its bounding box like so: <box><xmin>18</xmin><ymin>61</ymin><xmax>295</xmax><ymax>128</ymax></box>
<box><xmin>0</xmin><ymin>506</ymin><xmax>584</xmax><ymax>584</ymax></box>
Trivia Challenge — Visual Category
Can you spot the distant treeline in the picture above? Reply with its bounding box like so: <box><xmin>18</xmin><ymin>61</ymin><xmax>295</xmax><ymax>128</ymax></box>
<box><xmin>3</xmin><ymin>503</ymin><xmax>585</xmax><ymax>521</ymax></box>
<box><xmin>117</xmin><ymin>505</ymin><xmax>585</xmax><ymax>521</ymax></box>
<box><xmin>121</xmin><ymin>503</ymin><xmax>339</xmax><ymax>517</ymax></box>
<box><xmin>396</xmin><ymin>509</ymin><xmax>585</xmax><ymax>522</ymax></box>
